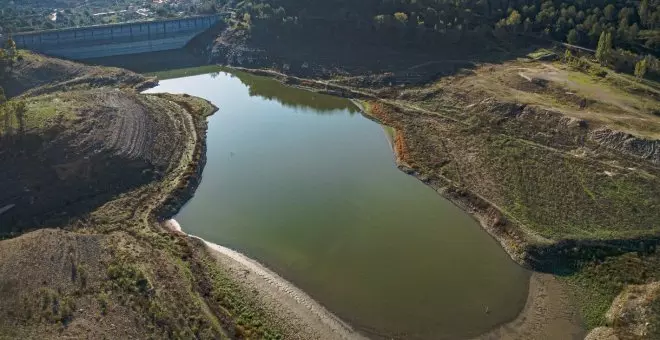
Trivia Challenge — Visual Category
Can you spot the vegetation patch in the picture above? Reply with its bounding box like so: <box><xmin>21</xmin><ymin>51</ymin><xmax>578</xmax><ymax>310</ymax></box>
<box><xmin>564</xmin><ymin>251</ymin><xmax>660</xmax><ymax>328</ymax></box>
<box><xmin>190</xmin><ymin>249</ymin><xmax>283</xmax><ymax>340</ymax></box>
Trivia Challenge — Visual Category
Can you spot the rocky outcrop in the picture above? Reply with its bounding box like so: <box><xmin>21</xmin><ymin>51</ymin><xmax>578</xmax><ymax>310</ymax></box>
<box><xmin>210</xmin><ymin>29</ymin><xmax>269</xmax><ymax>69</ymax></box>
<box><xmin>590</xmin><ymin>128</ymin><xmax>660</xmax><ymax>166</ymax></box>
<box><xmin>585</xmin><ymin>282</ymin><xmax>660</xmax><ymax>340</ymax></box>
<box><xmin>584</xmin><ymin>327</ymin><xmax>619</xmax><ymax>340</ymax></box>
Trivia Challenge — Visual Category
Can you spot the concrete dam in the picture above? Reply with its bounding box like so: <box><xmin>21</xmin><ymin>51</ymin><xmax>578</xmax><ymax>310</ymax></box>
<box><xmin>13</xmin><ymin>15</ymin><xmax>220</xmax><ymax>60</ymax></box>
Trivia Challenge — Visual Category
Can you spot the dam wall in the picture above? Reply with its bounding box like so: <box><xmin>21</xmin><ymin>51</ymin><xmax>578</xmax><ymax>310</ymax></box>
<box><xmin>13</xmin><ymin>15</ymin><xmax>220</xmax><ymax>59</ymax></box>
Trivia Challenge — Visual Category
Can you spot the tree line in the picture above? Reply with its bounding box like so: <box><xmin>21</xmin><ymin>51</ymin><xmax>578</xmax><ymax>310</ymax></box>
<box><xmin>228</xmin><ymin>0</ymin><xmax>659</xmax><ymax>77</ymax></box>
<box><xmin>0</xmin><ymin>37</ymin><xmax>27</xmax><ymax>139</ymax></box>
<box><xmin>233</xmin><ymin>0</ymin><xmax>659</xmax><ymax>55</ymax></box>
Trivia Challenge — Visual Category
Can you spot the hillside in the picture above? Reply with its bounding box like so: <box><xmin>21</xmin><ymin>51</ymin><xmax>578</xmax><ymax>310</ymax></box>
<box><xmin>0</xmin><ymin>53</ymin><xmax>300</xmax><ymax>340</ymax></box>
<box><xmin>0</xmin><ymin>50</ymin><xmax>373</xmax><ymax>340</ymax></box>
<box><xmin>0</xmin><ymin>53</ymin><xmax>155</xmax><ymax>98</ymax></box>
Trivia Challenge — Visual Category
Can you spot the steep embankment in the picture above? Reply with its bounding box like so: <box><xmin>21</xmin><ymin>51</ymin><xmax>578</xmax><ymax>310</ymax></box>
<box><xmin>0</xmin><ymin>52</ymin><xmax>213</xmax><ymax>339</ymax></box>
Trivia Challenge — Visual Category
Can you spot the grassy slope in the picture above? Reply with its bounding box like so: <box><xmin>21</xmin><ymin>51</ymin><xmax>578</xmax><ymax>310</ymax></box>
<box><xmin>382</xmin><ymin>57</ymin><xmax>660</xmax><ymax>242</ymax></box>
<box><xmin>0</xmin><ymin>51</ymin><xmax>155</xmax><ymax>98</ymax></box>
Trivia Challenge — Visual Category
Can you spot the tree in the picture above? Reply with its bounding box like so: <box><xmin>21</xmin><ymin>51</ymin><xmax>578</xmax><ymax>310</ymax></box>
<box><xmin>589</xmin><ymin>22</ymin><xmax>603</xmax><ymax>44</ymax></box>
<box><xmin>603</xmin><ymin>5</ymin><xmax>616</xmax><ymax>22</ymax></box>
<box><xmin>12</xmin><ymin>100</ymin><xmax>26</xmax><ymax>135</ymax></box>
<box><xmin>634</xmin><ymin>58</ymin><xmax>647</xmax><ymax>79</ymax></box>
<box><xmin>639</xmin><ymin>0</ymin><xmax>649</xmax><ymax>26</ymax></box>
<box><xmin>3</xmin><ymin>37</ymin><xmax>16</xmax><ymax>60</ymax></box>
<box><xmin>393</xmin><ymin>12</ymin><xmax>408</xmax><ymax>25</ymax></box>
<box><xmin>523</xmin><ymin>17</ymin><xmax>532</xmax><ymax>32</ymax></box>
<box><xmin>567</xmin><ymin>29</ymin><xmax>578</xmax><ymax>44</ymax></box>
<box><xmin>506</xmin><ymin>10</ymin><xmax>522</xmax><ymax>27</ymax></box>
<box><xmin>596</xmin><ymin>31</ymin><xmax>612</xmax><ymax>64</ymax></box>
<box><xmin>423</xmin><ymin>7</ymin><xmax>438</xmax><ymax>29</ymax></box>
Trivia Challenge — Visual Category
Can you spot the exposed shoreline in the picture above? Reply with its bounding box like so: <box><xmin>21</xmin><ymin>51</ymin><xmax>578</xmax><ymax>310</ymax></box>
<box><xmin>169</xmin><ymin>218</ymin><xmax>584</xmax><ymax>339</ymax></box>
<box><xmin>475</xmin><ymin>273</ymin><xmax>585</xmax><ymax>339</ymax></box>
<box><xmin>156</xmin><ymin>68</ymin><xmax>585</xmax><ymax>339</ymax></box>
<box><xmin>164</xmin><ymin>219</ymin><xmax>366</xmax><ymax>339</ymax></box>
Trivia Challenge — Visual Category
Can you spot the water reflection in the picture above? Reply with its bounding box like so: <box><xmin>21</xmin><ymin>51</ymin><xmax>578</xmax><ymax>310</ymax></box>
<box><xmin>87</xmin><ymin>49</ymin><xmax>359</xmax><ymax>114</ymax></box>
<box><xmin>226</xmin><ymin>71</ymin><xmax>359</xmax><ymax>114</ymax></box>
<box><xmin>150</xmin><ymin>66</ymin><xmax>358</xmax><ymax>114</ymax></box>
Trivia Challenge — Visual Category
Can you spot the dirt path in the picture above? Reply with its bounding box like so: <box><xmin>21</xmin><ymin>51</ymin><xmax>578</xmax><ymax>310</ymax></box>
<box><xmin>476</xmin><ymin>273</ymin><xmax>586</xmax><ymax>340</ymax></box>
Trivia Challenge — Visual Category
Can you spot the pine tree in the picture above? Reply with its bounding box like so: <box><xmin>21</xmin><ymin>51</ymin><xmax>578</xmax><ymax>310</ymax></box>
<box><xmin>596</xmin><ymin>31</ymin><xmax>612</xmax><ymax>64</ymax></box>
<box><xmin>639</xmin><ymin>0</ymin><xmax>649</xmax><ymax>26</ymax></box>
<box><xmin>567</xmin><ymin>29</ymin><xmax>578</xmax><ymax>45</ymax></box>
<box><xmin>3</xmin><ymin>37</ymin><xmax>16</xmax><ymax>60</ymax></box>
<box><xmin>634</xmin><ymin>58</ymin><xmax>648</xmax><ymax>79</ymax></box>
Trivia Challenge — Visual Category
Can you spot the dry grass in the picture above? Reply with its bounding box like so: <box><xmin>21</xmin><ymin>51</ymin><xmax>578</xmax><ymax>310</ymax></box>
<box><xmin>412</xmin><ymin>59</ymin><xmax>660</xmax><ymax>139</ymax></box>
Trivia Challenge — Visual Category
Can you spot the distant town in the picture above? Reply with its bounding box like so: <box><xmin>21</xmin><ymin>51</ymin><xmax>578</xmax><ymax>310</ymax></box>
<box><xmin>0</xmin><ymin>0</ymin><xmax>222</xmax><ymax>33</ymax></box>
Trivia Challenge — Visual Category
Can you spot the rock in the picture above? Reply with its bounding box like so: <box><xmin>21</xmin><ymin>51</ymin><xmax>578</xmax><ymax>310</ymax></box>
<box><xmin>589</xmin><ymin>128</ymin><xmax>660</xmax><ymax>165</ymax></box>
<box><xmin>604</xmin><ymin>282</ymin><xmax>660</xmax><ymax>339</ymax></box>
<box><xmin>584</xmin><ymin>327</ymin><xmax>619</xmax><ymax>340</ymax></box>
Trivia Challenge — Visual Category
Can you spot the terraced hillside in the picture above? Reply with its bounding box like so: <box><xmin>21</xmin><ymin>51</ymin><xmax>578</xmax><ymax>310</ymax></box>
<box><xmin>0</xmin><ymin>56</ymin><xmax>200</xmax><ymax>235</ymax></box>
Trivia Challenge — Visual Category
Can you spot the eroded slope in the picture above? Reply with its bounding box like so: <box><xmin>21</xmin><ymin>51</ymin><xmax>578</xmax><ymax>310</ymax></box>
<box><xmin>0</xmin><ymin>88</ymin><xmax>201</xmax><ymax>235</ymax></box>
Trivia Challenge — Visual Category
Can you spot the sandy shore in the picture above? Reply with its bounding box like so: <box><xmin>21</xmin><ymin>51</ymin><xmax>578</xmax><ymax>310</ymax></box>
<box><xmin>476</xmin><ymin>273</ymin><xmax>586</xmax><ymax>340</ymax></box>
<box><xmin>199</xmin><ymin>238</ymin><xmax>366</xmax><ymax>340</ymax></box>
<box><xmin>162</xmin><ymin>218</ymin><xmax>365</xmax><ymax>340</ymax></box>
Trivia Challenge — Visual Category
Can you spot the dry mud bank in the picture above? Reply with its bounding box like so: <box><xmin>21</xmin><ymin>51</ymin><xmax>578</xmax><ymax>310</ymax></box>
<box><xmin>188</xmin><ymin>233</ymin><xmax>366</xmax><ymax>340</ymax></box>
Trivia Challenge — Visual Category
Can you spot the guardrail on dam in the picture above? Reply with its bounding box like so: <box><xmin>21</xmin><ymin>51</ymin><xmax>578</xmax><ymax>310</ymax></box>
<box><xmin>13</xmin><ymin>15</ymin><xmax>220</xmax><ymax>59</ymax></box>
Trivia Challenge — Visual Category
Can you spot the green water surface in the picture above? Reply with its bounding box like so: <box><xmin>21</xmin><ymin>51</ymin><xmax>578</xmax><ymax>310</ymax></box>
<box><xmin>145</xmin><ymin>69</ymin><xmax>529</xmax><ymax>339</ymax></box>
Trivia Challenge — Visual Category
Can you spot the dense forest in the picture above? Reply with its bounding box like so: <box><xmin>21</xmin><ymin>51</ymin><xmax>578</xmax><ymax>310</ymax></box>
<box><xmin>3</xmin><ymin>0</ymin><xmax>658</xmax><ymax>58</ymax></box>
<box><xmin>233</xmin><ymin>0</ymin><xmax>659</xmax><ymax>56</ymax></box>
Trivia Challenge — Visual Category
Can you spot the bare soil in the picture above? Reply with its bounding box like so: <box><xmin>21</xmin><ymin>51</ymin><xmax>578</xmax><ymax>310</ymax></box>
<box><xmin>477</xmin><ymin>273</ymin><xmax>585</xmax><ymax>340</ymax></box>
<box><xmin>0</xmin><ymin>88</ymin><xmax>202</xmax><ymax>235</ymax></box>
<box><xmin>199</xmin><ymin>237</ymin><xmax>366</xmax><ymax>340</ymax></box>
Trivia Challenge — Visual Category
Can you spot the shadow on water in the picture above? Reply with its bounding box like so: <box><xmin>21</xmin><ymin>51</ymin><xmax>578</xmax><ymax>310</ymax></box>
<box><xmin>228</xmin><ymin>70</ymin><xmax>360</xmax><ymax>114</ymax></box>
<box><xmin>83</xmin><ymin>49</ymin><xmax>209</xmax><ymax>74</ymax></box>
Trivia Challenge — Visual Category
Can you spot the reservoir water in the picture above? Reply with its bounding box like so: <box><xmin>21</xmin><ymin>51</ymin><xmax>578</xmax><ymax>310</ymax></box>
<box><xmin>145</xmin><ymin>68</ymin><xmax>529</xmax><ymax>339</ymax></box>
